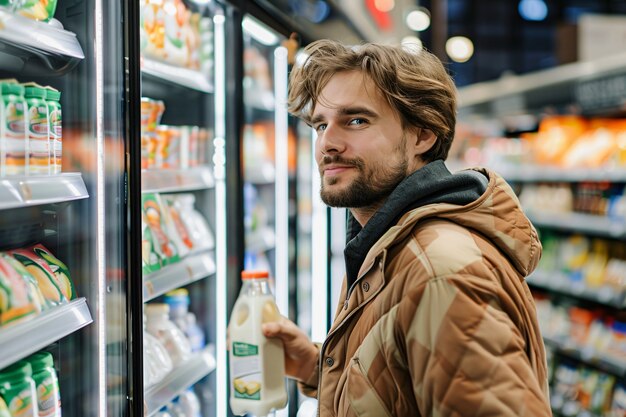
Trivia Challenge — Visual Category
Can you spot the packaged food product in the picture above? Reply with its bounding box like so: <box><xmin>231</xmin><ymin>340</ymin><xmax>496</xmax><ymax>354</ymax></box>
<box><xmin>610</xmin><ymin>383</ymin><xmax>626</xmax><ymax>416</ymax></box>
<box><xmin>23</xmin><ymin>84</ymin><xmax>50</xmax><ymax>175</ymax></box>
<box><xmin>229</xmin><ymin>270</ymin><xmax>287</xmax><ymax>416</ymax></box>
<box><xmin>156</xmin><ymin>125</ymin><xmax>182</xmax><ymax>169</ymax></box>
<box><xmin>167</xmin><ymin>194</ymin><xmax>214</xmax><ymax>251</ymax></box>
<box><xmin>161</xmin><ymin>194</ymin><xmax>194</xmax><ymax>256</ymax></box>
<box><xmin>0</xmin><ymin>254</ymin><xmax>39</xmax><ymax>326</ymax></box>
<box><xmin>24</xmin><ymin>352</ymin><xmax>61</xmax><ymax>417</ymax></box>
<box><xmin>164</xmin><ymin>289</ymin><xmax>205</xmax><ymax>352</ymax></box>
<box><xmin>0</xmin><ymin>80</ymin><xmax>28</xmax><ymax>176</ymax></box>
<box><xmin>142</xmin><ymin>194</ymin><xmax>180</xmax><ymax>266</ymax></box>
<box><xmin>44</xmin><ymin>87</ymin><xmax>62</xmax><ymax>174</ymax></box>
<box><xmin>0</xmin><ymin>396</ymin><xmax>10</xmax><ymax>417</ymax></box>
<box><xmin>145</xmin><ymin>303</ymin><xmax>192</xmax><ymax>365</ymax></box>
<box><xmin>0</xmin><ymin>361</ymin><xmax>38</xmax><ymax>417</ymax></box>
<box><xmin>0</xmin><ymin>0</ymin><xmax>57</xmax><ymax>21</ymax></box>
<box><xmin>143</xmin><ymin>313</ymin><xmax>173</xmax><ymax>388</ymax></box>
<box><xmin>10</xmin><ymin>247</ymin><xmax>68</xmax><ymax>306</ymax></box>
<box><xmin>2</xmin><ymin>253</ymin><xmax>48</xmax><ymax>311</ymax></box>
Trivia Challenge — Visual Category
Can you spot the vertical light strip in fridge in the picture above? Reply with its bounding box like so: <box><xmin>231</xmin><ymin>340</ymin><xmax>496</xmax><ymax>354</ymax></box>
<box><xmin>94</xmin><ymin>0</ymin><xmax>107</xmax><ymax>415</ymax></box>
<box><xmin>212</xmin><ymin>12</ymin><xmax>228</xmax><ymax>417</ymax></box>
<box><xmin>310</xmin><ymin>130</ymin><xmax>329</xmax><ymax>342</ymax></box>
<box><xmin>274</xmin><ymin>46</ymin><xmax>289</xmax><ymax>316</ymax></box>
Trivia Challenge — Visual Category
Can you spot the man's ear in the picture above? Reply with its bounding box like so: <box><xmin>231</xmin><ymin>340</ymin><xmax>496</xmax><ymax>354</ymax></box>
<box><xmin>412</xmin><ymin>128</ymin><xmax>437</xmax><ymax>156</ymax></box>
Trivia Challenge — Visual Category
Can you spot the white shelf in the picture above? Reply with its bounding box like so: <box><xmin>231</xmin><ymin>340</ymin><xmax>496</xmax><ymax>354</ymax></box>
<box><xmin>145</xmin><ymin>348</ymin><xmax>216</xmax><ymax>416</ymax></box>
<box><xmin>142</xmin><ymin>167</ymin><xmax>215</xmax><ymax>194</ymax></box>
<box><xmin>245</xmin><ymin>163</ymin><xmax>276</xmax><ymax>185</ymax></box>
<box><xmin>246</xmin><ymin>227</ymin><xmax>276</xmax><ymax>253</ymax></box>
<box><xmin>0</xmin><ymin>8</ymin><xmax>84</xmax><ymax>60</ymax></box>
<box><xmin>0</xmin><ymin>298</ymin><xmax>92</xmax><ymax>370</ymax></box>
<box><xmin>458</xmin><ymin>52</ymin><xmax>626</xmax><ymax>108</ymax></box>
<box><xmin>543</xmin><ymin>334</ymin><xmax>626</xmax><ymax>377</ymax></box>
<box><xmin>141</xmin><ymin>58</ymin><xmax>213</xmax><ymax>93</ymax></box>
<box><xmin>527</xmin><ymin>211</ymin><xmax>626</xmax><ymax>238</ymax></box>
<box><xmin>0</xmin><ymin>173</ymin><xmax>89</xmax><ymax>210</ymax></box>
<box><xmin>144</xmin><ymin>251</ymin><xmax>216</xmax><ymax>302</ymax></box>
<box><xmin>446</xmin><ymin>161</ymin><xmax>626</xmax><ymax>183</ymax></box>
<box><xmin>528</xmin><ymin>270</ymin><xmax>625</xmax><ymax>308</ymax></box>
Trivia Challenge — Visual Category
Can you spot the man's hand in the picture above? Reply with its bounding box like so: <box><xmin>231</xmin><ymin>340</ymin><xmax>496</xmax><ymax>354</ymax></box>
<box><xmin>262</xmin><ymin>317</ymin><xmax>319</xmax><ymax>382</ymax></box>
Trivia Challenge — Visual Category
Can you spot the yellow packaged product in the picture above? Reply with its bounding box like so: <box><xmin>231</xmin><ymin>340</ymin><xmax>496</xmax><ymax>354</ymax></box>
<box><xmin>0</xmin><ymin>254</ymin><xmax>39</xmax><ymax>326</ymax></box>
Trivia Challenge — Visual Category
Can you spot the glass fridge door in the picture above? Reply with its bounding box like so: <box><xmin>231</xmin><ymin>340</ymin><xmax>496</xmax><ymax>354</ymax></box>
<box><xmin>0</xmin><ymin>1</ymin><xmax>129</xmax><ymax>416</ymax></box>
<box><xmin>137</xmin><ymin>2</ymin><xmax>226</xmax><ymax>416</ymax></box>
<box><xmin>241</xmin><ymin>14</ymin><xmax>289</xmax><ymax>316</ymax></box>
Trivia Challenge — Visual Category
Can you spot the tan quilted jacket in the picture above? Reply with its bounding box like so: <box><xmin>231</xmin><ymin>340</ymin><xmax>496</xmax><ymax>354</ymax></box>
<box><xmin>300</xmin><ymin>168</ymin><xmax>551</xmax><ymax>416</ymax></box>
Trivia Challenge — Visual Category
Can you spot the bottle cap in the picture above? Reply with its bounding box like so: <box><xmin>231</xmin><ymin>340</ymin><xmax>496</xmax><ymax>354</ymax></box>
<box><xmin>1</xmin><ymin>83</ymin><xmax>24</xmax><ymax>95</ymax></box>
<box><xmin>45</xmin><ymin>88</ymin><xmax>61</xmax><ymax>101</ymax></box>
<box><xmin>25</xmin><ymin>352</ymin><xmax>54</xmax><ymax>372</ymax></box>
<box><xmin>241</xmin><ymin>270</ymin><xmax>269</xmax><ymax>280</ymax></box>
<box><xmin>0</xmin><ymin>361</ymin><xmax>32</xmax><ymax>381</ymax></box>
<box><xmin>145</xmin><ymin>303</ymin><xmax>170</xmax><ymax>316</ymax></box>
<box><xmin>24</xmin><ymin>86</ymin><xmax>46</xmax><ymax>99</ymax></box>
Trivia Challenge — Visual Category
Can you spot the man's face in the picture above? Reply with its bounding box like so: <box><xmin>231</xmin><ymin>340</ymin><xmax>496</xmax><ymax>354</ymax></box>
<box><xmin>311</xmin><ymin>71</ymin><xmax>416</xmax><ymax>208</ymax></box>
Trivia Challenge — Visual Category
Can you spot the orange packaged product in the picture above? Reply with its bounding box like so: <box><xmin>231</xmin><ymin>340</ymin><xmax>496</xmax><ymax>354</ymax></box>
<box><xmin>156</xmin><ymin>126</ymin><xmax>182</xmax><ymax>169</ymax></box>
<box><xmin>534</xmin><ymin>115</ymin><xmax>587</xmax><ymax>166</ymax></box>
<box><xmin>569</xmin><ymin>307</ymin><xmax>596</xmax><ymax>345</ymax></box>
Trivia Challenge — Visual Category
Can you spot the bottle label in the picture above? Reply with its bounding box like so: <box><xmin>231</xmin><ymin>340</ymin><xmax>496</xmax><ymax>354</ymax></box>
<box><xmin>7</xmin><ymin>386</ymin><xmax>36</xmax><ymax>417</ymax></box>
<box><xmin>37</xmin><ymin>375</ymin><xmax>61</xmax><ymax>417</ymax></box>
<box><xmin>231</xmin><ymin>341</ymin><xmax>261</xmax><ymax>400</ymax></box>
<box><xmin>3</xmin><ymin>100</ymin><xmax>27</xmax><ymax>174</ymax></box>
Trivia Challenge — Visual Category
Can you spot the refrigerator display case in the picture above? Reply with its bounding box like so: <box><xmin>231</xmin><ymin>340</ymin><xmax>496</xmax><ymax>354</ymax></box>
<box><xmin>0</xmin><ymin>1</ymin><xmax>129</xmax><ymax>416</ymax></box>
<box><xmin>240</xmin><ymin>14</ymin><xmax>290</xmax><ymax>319</ymax></box>
<box><xmin>136</xmin><ymin>1</ymin><xmax>227</xmax><ymax>416</ymax></box>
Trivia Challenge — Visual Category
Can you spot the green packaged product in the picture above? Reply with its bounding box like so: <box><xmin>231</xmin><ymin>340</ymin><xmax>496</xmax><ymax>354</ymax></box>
<box><xmin>0</xmin><ymin>0</ymin><xmax>58</xmax><ymax>22</ymax></box>
<box><xmin>44</xmin><ymin>88</ymin><xmax>61</xmax><ymax>174</ymax></box>
<box><xmin>0</xmin><ymin>361</ymin><xmax>38</xmax><ymax>417</ymax></box>
<box><xmin>0</xmin><ymin>395</ymin><xmax>10</xmax><ymax>417</ymax></box>
<box><xmin>0</xmin><ymin>81</ymin><xmax>27</xmax><ymax>176</ymax></box>
<box><xmin>25</xmin><ymin>352</ymin><xmax>61</xmax><ymax>417</ymax></box>
<box><xmin>23</xmin><ymin>85</ymin><xmax>50</xmax><ymax>175</ymax></box>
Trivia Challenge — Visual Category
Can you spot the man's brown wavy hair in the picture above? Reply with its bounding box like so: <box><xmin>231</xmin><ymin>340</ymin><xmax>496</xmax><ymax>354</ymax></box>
<box><xmin>287</xmin><ymin>39</ymin><xmax>457</xmax><ymax>162</ymax></box>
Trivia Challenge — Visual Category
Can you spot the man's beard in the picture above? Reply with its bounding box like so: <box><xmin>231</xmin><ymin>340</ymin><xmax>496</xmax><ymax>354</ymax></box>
<box><xmin>319</xmin><ymin>154</ymin><xmax>408</xmax><ymax>208</ymax></box>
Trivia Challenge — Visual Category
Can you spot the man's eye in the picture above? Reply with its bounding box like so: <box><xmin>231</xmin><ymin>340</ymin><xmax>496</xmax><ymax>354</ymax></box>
<box><xmin>348</xmin><ymin>118</ymin><xmax>366</xmax><ymax>126</ymax></box>
<box><xmin>315</xmin><ymin>124</ymin><xmax>327</xmax><ymax>132</ymax></box>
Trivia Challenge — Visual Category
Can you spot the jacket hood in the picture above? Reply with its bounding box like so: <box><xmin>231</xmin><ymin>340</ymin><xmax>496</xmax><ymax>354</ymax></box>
<box><xmin>364</xmin><ymin>167</ymin><xmax>542</xmax><ymax>279</ymax></box>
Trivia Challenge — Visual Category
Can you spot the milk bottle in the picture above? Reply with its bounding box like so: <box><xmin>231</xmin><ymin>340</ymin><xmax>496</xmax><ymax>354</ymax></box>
<box><xmin>229</xmin><ymin>270</ymin><xmax>287</xmax><ymax>416</ymax></box>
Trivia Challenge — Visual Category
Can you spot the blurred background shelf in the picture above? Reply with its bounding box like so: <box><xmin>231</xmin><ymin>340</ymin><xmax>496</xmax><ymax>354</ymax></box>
<box><xmin>0</xmin><ymin>298</ymin><xmax>93</xmax><ymax>369</ymax></box>
<box><xmin>0</xmin><ymin>8</ymin><xmax>84</xmax><ymax>74</ymax></box>
<box><xmin>143</xmin><ymin>251</ymin><xmax>216</xmax><ymax>302</ymax></box>
<box><xmin>145</xmin><ymin>347</ymin><xmax>216</xmax><ymax>416</ymax></box>
<box><xmin>141</xmin><ymin>58</ymin><xmax>214</xmax><ymax>93</ymax></box>
<box><xmin>0</xmin><ymin>173</ymin><xmax>89</xmax><ymax>210</ymax></box>
<box><xmin>141</xmin><ymin>167</ymin><xmax>215</xmax><ymax>194</ymax></box>
<box><xmin>527</xmin><ymin>211</ymin><xmax>626</xmax><ymax>238</ymax></box>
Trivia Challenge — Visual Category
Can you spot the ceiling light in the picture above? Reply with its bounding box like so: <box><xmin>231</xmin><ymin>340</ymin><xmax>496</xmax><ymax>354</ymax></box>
<box><xmin>374</xmin><ymin>0</ymin><xmax>395</xmax><ymax>13</ymax></box>
<box><xmin>405</xmin><ymin>8</ymin><xmax>430</xmax><ymax>32</ymax></box>
<box><xmin>446</xmin><ymin>36</ymin><xmax>474</xmax><ymax>63</ymax></box>
<box><xmin>518</xmin><ymin>0</ymin><xmax>548</xmax><ymax>21</ymax></box>
<box><xmin>242</xmin><ymin>16</ymin><xmax>280</xmax><ymax>46</ymax></box>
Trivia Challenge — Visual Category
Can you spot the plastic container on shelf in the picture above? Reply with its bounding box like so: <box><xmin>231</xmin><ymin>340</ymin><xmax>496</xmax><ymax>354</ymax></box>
<box><xmin>143</xmin><ymin>328</ymin><xmax>173</xmax><ymax>388</ymax></box>
<box><xmin>0</xmin><ymin>80</ymin><xmax>27</xmax><ymax>176</ymax></box>
<box><xmin>145</xmin><ymin>303</ymin><xmax>192</xmax><ymax>365</ymax></box>
<box><xmin>0</xmin><ymin>360</ymin><xmax>38</xmax><ymax>417</ymax></box>
<box><xmin>44</xmin><ymin>87</ymin><xmax>62</xmax><ymax>175</ymax></box>
<box><xmin>177</xmin><ymin>388</ymin><xmax>201</xmax><ymax>417</ymax></box>
<box><xmin>163</xmin><ymin>289</ymin><xmax>205</xmax><ymax>352</ymax></box>
<box><xmin>23</xmin><ymin>84</ymin><xmax>50</xmax><ymax>175</ymax></box>
<box><xmin>229</xmin><ymin>270</ymin><xmax>287</xmax><ymax>417</ymax></box>
<box><xmin>24</xmin><ymin>352</ymin><xmax>61</xmax><ymax>417</ymax></box>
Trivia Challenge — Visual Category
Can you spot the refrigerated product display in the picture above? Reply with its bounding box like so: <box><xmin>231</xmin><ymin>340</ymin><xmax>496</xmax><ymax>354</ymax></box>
<box><xmin>139</xmin><ymin>2</ymin><xmax>223</xmax><ymax>416</ymax></box>
<box><xmin>451</xmin><ymin>51</ymin><xmax>626</xmax><ymax>417</ymax></box>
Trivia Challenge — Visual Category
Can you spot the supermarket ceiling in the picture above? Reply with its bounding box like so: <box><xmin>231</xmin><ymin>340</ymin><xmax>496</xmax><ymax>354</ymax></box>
<box><xmin>246</xmin><ymin>0</ymin><xmax>626</xmax><ymax>86</ymax></box>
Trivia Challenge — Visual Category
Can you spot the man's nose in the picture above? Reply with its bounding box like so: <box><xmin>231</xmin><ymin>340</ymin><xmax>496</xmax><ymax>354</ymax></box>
<box><xmin>318</xmin><ymin>124</ymin><xmax>346</xmax><ymax>154</ymax></box>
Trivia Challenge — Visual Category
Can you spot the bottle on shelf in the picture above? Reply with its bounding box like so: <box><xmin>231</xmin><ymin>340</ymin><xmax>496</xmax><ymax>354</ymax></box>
<box><xmin>229</xmin><ymin>270</ymin><xmax>287</xmax><ymax>417</ymax></box>
<box><xmin>145</xmin><ymin>303</ymin><xmax>192</xmax><ymax>365</ymax></box>
<box><xmin>0</xmin><ymin>360</ymin><xmax>39</xmax><ymax>417</ymax></box>
<box><xmin>24</xmin><ymin>352</ymin><xmax>61</xmax><ymax>417</ymax></box>
<box><xmin>163</xmin><ymin>289</ymin><xmax>206</xmax><ymax>352</ymax></box>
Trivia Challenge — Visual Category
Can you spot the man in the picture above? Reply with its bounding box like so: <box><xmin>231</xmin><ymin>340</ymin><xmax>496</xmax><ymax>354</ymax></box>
<box><xmin>263</xmin><ymin>39</ymin><xmax>551</xmax><ymax>416</ymax></box>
